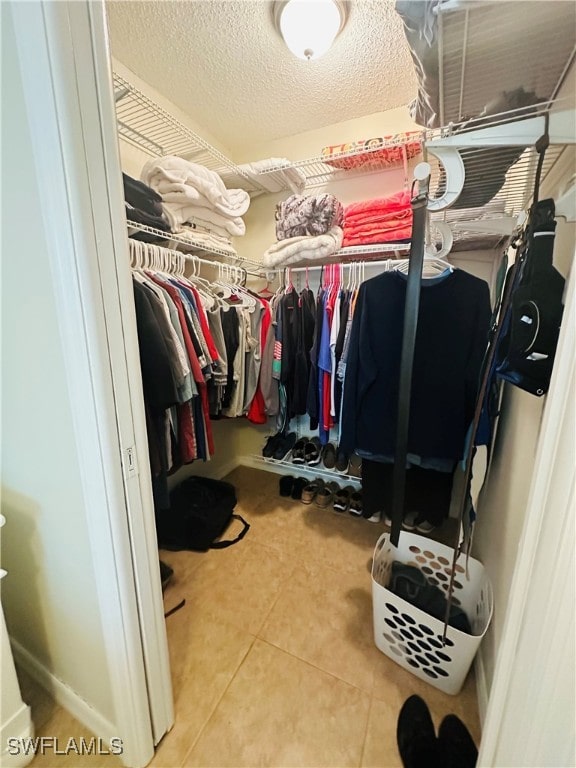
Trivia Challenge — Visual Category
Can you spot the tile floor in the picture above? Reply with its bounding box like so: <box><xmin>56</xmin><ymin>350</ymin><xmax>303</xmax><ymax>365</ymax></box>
<box><xmin>21</xmin><ymin>465</ymin><xmax>481</xmax><ymax>767</ymax></box>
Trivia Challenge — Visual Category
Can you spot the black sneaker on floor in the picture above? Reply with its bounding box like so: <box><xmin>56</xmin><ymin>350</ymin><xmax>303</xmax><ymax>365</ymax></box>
<box><xmin>279</xmin><ymin>475</ymin><xmax>295</xmax><ymax>497</ymax></box>
<box><xmin>290</xmin><ymin>477</ymin><xmax>308</xmax><ymax>501</ymax></box>
<box><xmin>397</xmin><ymin>695</ymin><xmax>442</xmax><ymax>768</ymax></box>
<box><xmin>438</xmin><ymin>715</ymin><xmax>478</xmax><ymax>768</ymax></box>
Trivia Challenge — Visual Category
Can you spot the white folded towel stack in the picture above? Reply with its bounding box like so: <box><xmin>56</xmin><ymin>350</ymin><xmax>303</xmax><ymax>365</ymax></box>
<box><xmin>263</xmin><ymin>226</ymin><xmax>343</xmax><ymax>268</ymax></box>
<box><xmin>141</xmin><ymin>156</ymin><xmax>250</xmax><ymax>253</ymax></box>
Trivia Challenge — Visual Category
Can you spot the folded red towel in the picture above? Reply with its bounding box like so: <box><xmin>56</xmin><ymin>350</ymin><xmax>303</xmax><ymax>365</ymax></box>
<box><xmin>345</xmin><ymin>219</ymin><xmax>412</xmax><ymax>239</ymax></box>
<box><xmin>342</xmin><ymin>225</ymin><xmax>413</xmax><ymax>247</ymax></box>
<box><xmin>344</xmin><ymin>189</ymin><xmax>412</xmax><ymax>220</ymax></box>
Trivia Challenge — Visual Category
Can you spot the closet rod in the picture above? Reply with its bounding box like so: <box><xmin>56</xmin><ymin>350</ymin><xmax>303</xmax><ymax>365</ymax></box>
<box><xmin>128</xmin><ymin>239</ymin><xmax>263</xmax><ymax>277</ymax></box>
<box><xmin>261</xmin><ymin>257</ymin><xmax>410</xmax><ymax>275</ymax></box>
<box><xmin>181</xmin><ymin>252</ymin><xmax>263</xmax><ymax>277</ymax></box>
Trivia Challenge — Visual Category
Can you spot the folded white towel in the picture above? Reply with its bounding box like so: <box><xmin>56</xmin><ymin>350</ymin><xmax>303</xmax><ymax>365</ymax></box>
<box><xmin>141</xmin><ymin>155</ymin><xmax>250</xmax><ymax>218</ymax></box>
<box><xmin>263</xmin><ymin>227</ymin><xmax>343</xmax><ymax>268</ymax></box>
<box><xmin>168</xmin><ymin>227</ymin><xmax>237</xmax><ymax>256</ymax></box>
<box><xmin>186</xmin><ymin>217</ymin><xmax>238</xmax><ymax>240</ymax></box>
<box><xmin>161</xmin><ymin>202</ymin><xmax>246</xmax><ymax>236</ymax></box>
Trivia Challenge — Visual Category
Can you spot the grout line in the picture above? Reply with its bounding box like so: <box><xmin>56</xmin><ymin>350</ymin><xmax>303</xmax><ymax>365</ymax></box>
<box><xmin>255</xmin><ymin>638</ymin><xmax>373</xmax><ymax>698</ymax></box>
<box><xmin>178</xmin><ymin>632</ymin><xmax>259</xmax><ymax>767</ymax></box>
<box><xmin>358</xmin><ymin>693</ymin><xmax>376</xmax><ymax>768</ymax></box>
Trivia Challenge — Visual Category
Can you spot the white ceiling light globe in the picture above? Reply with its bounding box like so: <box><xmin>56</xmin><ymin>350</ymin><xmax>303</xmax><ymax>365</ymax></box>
<box><xmin>279</xmin><ymin>0</ymin><xmax>344</xmax><ymax>60</ymax></box>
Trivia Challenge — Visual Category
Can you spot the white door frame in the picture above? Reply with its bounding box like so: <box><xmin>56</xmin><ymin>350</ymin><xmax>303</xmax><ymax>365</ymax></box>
<box><xmin>9</xmin><ymin>1</ymin><xmax>575</xmax><ymax>765</ymax></box>
<box><xmin>10</xmin><ymin>1</ymin><xmax>173</xmax><ymax>765</ymax></box>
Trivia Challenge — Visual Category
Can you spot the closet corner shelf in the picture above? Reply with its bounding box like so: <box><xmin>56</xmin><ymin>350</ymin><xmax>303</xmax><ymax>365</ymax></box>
<box><xmin>126</xmin><ymin>220</ymin><xmax>241</xmax><ymax>261</ymax></box>
<box><xmin>256</xmin><ymin>135</ymin><xmax>423</xmax><ymax>190</ymax></box>
<box><xmin>113</xmin><ymin>72</ymin><xmax>269</xmax><ymax>197</ymax></box>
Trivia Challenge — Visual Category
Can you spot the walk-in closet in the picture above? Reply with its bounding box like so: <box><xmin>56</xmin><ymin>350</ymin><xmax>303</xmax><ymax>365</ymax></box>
<box><xmin>2</xmin><ymin>2</ymin><xmax>575</xmax><ymax>767</ymax></box>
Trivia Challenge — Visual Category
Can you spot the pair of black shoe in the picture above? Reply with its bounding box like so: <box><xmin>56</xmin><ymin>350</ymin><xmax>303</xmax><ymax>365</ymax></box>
<box><xmin>279</xmin><ymin>475</ymin><xmax>307</xmax><ymax>500</ymax></box>
<box><xmin>397</xmin><ymin>695</ymin><xmax>477</xmax><ymax>768</ymax></box>
<box><xmin>262</xmin><ymin>432</ymin><xmax>296</xmax><ymax>461</ymax></box>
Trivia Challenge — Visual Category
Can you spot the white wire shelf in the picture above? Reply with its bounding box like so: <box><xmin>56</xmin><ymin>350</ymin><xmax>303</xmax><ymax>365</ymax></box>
<box><xmin>113</xmin><ymin>72</ymin><xmax>268</xmax><ymax>196</ymax></box>
<box><xmin>261</xmin><ymin>242</ymin><xmax>413</xmax><ymax>272</ymax></box>
<box><xmin>436</xmin><ymin>1</ymin><xmax>576</xmax><ymax>127</ymax></box>
<box><xmin>252</xmin><ymin>455</ymin><xmax>362</xmax><ymax>488</ymax></box>
<box><xmin>427</xmin><ymin>142</ymin><xmax>567</xmax><ymax>217</ymax></box>
<box><xmin>336</xmin><ymin>243</ymin><xmax>411</xmax><ymax>259</ymax></box>
<box><xmin>126</xmin><ymin>220</ymin><xmax>241</xmax><ymax>260</ymax></box>
<box><xmin>256</xmin><ymin>134</ymin><xmax>423</xmax><ymax>189</ymax></box>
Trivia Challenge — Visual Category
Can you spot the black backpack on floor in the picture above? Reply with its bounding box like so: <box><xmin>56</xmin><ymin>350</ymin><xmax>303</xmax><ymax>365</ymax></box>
<box><xmin>156</xmin><ymin>476</ymin><xmax>249</xmax><ymax>552</ymax></box>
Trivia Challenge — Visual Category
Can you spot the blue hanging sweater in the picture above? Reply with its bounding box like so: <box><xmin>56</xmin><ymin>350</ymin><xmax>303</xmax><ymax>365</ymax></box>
<box><xmin>339</xmin><ymin>269</ymin><xmax>491</xmax><ymax>461</ymax></box>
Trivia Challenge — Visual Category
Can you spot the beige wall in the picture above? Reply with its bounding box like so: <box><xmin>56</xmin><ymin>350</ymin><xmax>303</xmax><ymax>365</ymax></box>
<box><xmin>1</xmin><ymin>5</ymin><xmax>114</xmax><ymax>721</ymax></box>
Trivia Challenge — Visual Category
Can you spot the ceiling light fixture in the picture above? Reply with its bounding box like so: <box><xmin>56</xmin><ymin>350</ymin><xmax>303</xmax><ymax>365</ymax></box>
<box><xmin>273</xmin><ymin>0</ymin><xmax>348</xmax><ymax>61</ymax></box>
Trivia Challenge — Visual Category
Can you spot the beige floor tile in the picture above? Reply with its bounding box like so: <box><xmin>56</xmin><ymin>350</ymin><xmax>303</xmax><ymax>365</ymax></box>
<box><xmin>361</xmin><ymin>695</ymin><xmax>404</xmax><ymax>768</ymax></box>
<box><xmin>183</xmin><ymin>639</ymin><xmax>371</xmax><ymax>768</ymax></box>
<box><xmin>19</xmin><ymin>467</ymin><xmax>481</xmax><ymax>768</ymax></box>
<box><xmin>25</xmin><ymin>707</ymin><xmax>123</xmax><ymax>767</ymax></box>
<box><xmin>149</xmin><ymin>613</ymin><xmax>255</xmax><ymax>767</ymax></box>
<box><xmin>159</xmin><ymin>548</ymin><xmax>206</xmax><ymax>584</ymax></box>
<box><xmin>372</xmin><ymin>650</ymin><xmax>481</xmax><ymax>745</ymax></box>
<box><xmin>260</xmin><ymin>559</ymin><xmax>382</xmax><ymax>693</ymax></box>
<box><xmin>225</xmin><ymin>465</ymin><xmax>279</xmax><ymax>502</ymax></box>
<box><xmin>247</xmin><ymin>491</ymin><xmax>379</xmax><ymax>577</ymax></box>
<box><xmin>174</xmin><ymin>538</ymin><xmax>296</xmax><ymax>635</ymax></box>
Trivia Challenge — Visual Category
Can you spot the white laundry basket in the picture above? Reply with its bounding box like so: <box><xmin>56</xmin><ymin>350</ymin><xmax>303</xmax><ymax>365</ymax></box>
<box><xmin>371</xmin><ymin>531</ymin><xmax>493</xmax><ymax>695</ymax></box>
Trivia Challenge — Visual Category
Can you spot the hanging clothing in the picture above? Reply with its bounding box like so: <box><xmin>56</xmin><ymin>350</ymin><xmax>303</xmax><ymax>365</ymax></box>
<box><xmin>340</xmin><ymin>269</ymin><xmax>492</xmax><ymax>461</ymax></box>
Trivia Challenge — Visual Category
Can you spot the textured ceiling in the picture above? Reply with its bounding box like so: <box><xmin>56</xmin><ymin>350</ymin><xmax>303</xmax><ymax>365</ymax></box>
<box><xmin>106</xmin><ymin>0</ymin><xmax>417</xmax><ymax>153</ymax></box>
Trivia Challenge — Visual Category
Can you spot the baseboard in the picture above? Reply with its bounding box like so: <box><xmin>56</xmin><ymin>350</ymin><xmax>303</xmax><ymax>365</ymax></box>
<box><xmin>237</xmin><ymin>454</ymin><xmax>294</xmax><ymax>476</ymax></box>
<box><xmin>211</xmin><ymin>458</ymin><xmax>241</xmax><ymax>480</ymax></box>
<box><xmin>1</xmin><ymin>702</ymin><xmax>33</xmax><ymax>768</ymax></box>
<box><xmin>474</xmin><ymin>647</ymin><xmax>490</xmax><ymax>728</ymax></box>
<box><xmin>11</xmin><ymin>639</ymin><xmax>118</xmax><ymax>747</ymax></box>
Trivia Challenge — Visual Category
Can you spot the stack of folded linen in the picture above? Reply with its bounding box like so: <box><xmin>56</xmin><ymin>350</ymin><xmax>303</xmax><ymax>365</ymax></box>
<box><xmin>168</xmin><ymin>223</ymin><xmax>237</xmax><ymax>255</ymax></box>
<box><xmin>275</xmin><ymin>193</ymin><xmax>344</xmax><ymax>240</ymax></box>
<box><xmin>263</xmin><ymin>226</ymin><xmax>343</xmax><ymax>268</ymax></box>
<box><xmin>123</xmin><ymin>173</ymin><xmax>171</xmax><ymax>242</ymax></box>
<box><xmin>141</xmin><ymin>155</ymin><xmax>250</xmax><ymax>253</ymax></box>
<box><xmin>342</xmin><ymin>190</ymin><xmax>413</xmax><ymax>248</ymax></box>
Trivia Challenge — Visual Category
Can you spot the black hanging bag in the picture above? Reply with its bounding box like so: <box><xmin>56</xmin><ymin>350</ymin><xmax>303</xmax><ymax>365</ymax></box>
<box><xmin>157</xmin><ymin>476</ymin><xmax>249</xmax><ymax>552</ymax></box>
<box><xmin>495</xmin><ymin>198</ymin><xmax>565</xmax><ymax>396</ymax></box>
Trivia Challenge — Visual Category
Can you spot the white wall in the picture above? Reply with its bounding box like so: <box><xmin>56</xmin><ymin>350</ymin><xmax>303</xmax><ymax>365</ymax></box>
<box><xmin>1</xmin><ymin>4</ymin><xmax>115</xmax><ymax>724</ymax></box>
